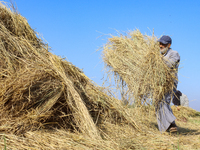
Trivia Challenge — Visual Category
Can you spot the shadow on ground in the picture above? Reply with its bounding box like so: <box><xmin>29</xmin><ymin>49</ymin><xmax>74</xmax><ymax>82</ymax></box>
<box><xmin>178</xmin><ymin>126</ymin><xmax>200</xmax><ymax>135</ymax></box>
<box><xmin>150</xmin><ymin>122</ymin><xmax>200</xmax><ymax>135</ymax></box>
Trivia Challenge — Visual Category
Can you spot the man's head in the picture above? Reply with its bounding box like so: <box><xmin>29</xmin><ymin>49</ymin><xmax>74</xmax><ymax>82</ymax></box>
<box><xmin>158</xmin><ymin>35</ymin><xmax>172</xmax><ymax>54</ymax></box>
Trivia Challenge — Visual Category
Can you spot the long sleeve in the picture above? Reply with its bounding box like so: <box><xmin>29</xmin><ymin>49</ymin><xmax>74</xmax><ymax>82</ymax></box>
<box><xmin>163</xmin><ymin>49</ymin><xmax>180</xmax><ymax>68</ymax></box>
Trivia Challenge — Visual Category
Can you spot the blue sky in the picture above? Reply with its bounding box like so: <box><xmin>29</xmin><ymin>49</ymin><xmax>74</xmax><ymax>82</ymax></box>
<box><xmin>3</xmin><ymin>0</ymin><xmax>200</xmax><ymax>111</ymax></box>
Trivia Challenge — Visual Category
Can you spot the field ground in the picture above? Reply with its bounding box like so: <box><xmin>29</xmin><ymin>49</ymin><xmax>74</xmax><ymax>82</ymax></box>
<box><xmin>0</xmin><ymin>106</ymin><xmax>199</xmax><ymax>150</ymax></box>
<box><xmin>97</xmin><ymin>105</ymin><xmax>200</xmax><ymax>150</ymax></box>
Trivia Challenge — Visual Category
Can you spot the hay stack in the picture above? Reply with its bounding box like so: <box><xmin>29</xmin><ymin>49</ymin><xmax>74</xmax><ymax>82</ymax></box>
<box><xmin>102</xmin><ymin>30</ymin><xmax>177</xmax><ymax>107</ymax></box>
<box><xmin>0</xmin><ymin>2</ymin><xmax>139</xmax><ymax>142</ymax></box>
<box><xmin>0</xmin><ymin>2</ymin><xmax>101</xmax><ymax>139</ymax></box>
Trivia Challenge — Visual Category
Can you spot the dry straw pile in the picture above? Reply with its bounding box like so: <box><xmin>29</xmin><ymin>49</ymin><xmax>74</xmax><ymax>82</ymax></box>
<box><xmin>0</xmin><ymin>2</ymin><xmax>139</xmax><ymax>147</ymax></box>
<box><xmin>102</xmin><ymin>30</ymin><xmax>178</xmax><ymax>107</ymax></box>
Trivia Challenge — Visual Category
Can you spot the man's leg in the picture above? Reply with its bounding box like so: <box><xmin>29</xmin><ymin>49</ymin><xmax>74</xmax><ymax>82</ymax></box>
<box><xmin>156</xmin><ymin>92</ymin><xmax>176</xmax><ymax>132</ymax></box>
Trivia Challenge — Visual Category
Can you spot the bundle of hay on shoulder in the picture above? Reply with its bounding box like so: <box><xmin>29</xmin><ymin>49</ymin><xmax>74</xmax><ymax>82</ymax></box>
<box><xmin>102</xmin><ymin>30</ymin><xmax>178</xmax><ymax>107</ymax></box>
<box><xmin>0</xmin><ymin>2</ymin><xmax>139</xmax><ymax>142</ymax></box>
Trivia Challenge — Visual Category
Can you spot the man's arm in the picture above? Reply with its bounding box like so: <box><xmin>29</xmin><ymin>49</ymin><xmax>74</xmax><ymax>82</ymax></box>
<box><xmin>163</xmin><ymin>51</ymin><xmax>180</xmax><ymax>68</ymax></box>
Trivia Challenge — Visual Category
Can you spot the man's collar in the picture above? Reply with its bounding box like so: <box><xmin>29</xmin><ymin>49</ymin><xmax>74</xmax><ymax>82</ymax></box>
<box><xmin>163</xmin><ymin>48</ymin><xmax>171</xmax><ymax>56</ymax></box>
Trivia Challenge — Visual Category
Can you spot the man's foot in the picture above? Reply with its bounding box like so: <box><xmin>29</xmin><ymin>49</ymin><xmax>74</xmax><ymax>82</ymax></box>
<box><xmin>169</xmin><ymin>127</ymin><xmax>178</xmax><ymax>133</ymax></box>
<box><xmin>167</xmin><ymin>123</ymin><xmax>178</xmax><ymax>133</ymax></box>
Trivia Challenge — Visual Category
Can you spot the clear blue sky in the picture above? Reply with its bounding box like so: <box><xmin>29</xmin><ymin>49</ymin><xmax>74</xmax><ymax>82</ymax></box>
<box><xmin>3</xmin><ymin>0</ymin><xmax>200</xmax><ymax>111</ymax></box>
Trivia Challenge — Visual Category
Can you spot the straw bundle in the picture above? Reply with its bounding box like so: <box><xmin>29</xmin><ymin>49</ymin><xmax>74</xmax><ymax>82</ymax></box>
<box><xmin>0</xmin><ymin>2</ymin><xmax>140</xmax><ymax>141</ymax></box>
<box><xmin>102</xmin><ymin>30</ymin><xmax>177</xmax><ymax>107</ymax></box>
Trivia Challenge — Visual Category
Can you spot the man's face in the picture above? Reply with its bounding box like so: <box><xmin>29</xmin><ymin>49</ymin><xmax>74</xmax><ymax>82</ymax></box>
<box><xmin>159</xmin><ymin>42</ymin><xmax>168</xmax><ymax>50</ymax></box>
<box><xmin>159</xmin><ymin>42</ymin><xmax>171</xmax><ymax>54</ymax></box>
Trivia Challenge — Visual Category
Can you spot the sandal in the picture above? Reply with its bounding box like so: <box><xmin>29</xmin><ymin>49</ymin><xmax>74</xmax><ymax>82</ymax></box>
<box><xmin>169</xmin><ymin>127</ymin><xmax>178</xmax><ymax>133</ymax></box>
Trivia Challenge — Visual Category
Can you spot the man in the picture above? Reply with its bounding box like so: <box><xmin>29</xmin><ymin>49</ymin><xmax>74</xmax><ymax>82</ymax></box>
<box><xmin>156</xmin><ymin>35</ymin><xmax>180</xmax><ymax>133</ymax></box>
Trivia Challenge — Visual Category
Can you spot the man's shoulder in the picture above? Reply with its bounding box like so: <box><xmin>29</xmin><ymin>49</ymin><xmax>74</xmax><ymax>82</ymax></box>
<box><xmin>169</xmin><ymin>49</ymin><xmax>179</xmax><ymax>54</ymax></box>
<box><xmin>168</xmin><ymin>49</ymin><xmax>180</xmax><ymax>57</ymax></box>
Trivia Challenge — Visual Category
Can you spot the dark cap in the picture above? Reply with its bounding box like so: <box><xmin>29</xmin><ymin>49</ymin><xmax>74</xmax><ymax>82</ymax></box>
<box><xmin>158</xmin><ymin>35</ymin><xmax>172</xmax><ymax>44</ymax></box>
